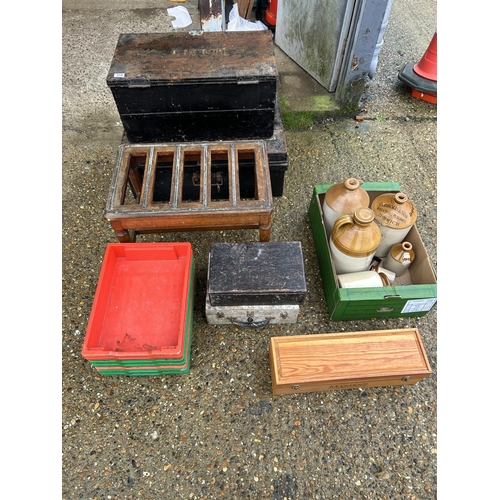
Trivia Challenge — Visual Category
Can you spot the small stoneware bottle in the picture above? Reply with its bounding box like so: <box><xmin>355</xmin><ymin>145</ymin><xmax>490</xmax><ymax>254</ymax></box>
<box><xmin>384</xmin><ymin>241</ymin><xmax>415</xmax><ymax>277</ymax></box>
<box><xmin>322</xmin><ymin>178</ymin><xmax>370</xmax><ymax>238</ymax></box>
<box><xmin>329</xmin><ymin>207</ymin><xmax>382</xmax><ymax>274</ymax></box>
<box><xmin>371</xmin><ymin>192</ymin><xmax>418</xmax><ymax>257</ymax></box>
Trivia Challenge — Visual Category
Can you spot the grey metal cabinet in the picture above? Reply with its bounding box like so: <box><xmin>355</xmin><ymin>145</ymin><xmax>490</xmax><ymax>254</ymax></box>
<box><xmin>275</xmin><ymin>0</ymin><xmax>394</xmax><ymax>105</ymax></box>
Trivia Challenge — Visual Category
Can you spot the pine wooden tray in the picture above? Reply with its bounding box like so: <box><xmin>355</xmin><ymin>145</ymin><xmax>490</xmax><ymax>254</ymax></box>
<box><xmin>269</xmin><ymin>328</ymin><xmax>431</xmax><ymax>396</ymax></box>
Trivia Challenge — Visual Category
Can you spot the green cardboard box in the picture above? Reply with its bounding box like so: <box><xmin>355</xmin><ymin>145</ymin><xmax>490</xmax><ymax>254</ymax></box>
<box><xmin>308</xmin><ymin>183</ymin><xmax>437</xmax><ymax>321</ymax></box>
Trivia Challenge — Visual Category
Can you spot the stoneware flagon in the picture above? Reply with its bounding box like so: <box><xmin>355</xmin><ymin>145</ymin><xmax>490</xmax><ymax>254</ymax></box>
<box><xmin>322</xmin><ymin>178</ymin><xmax>370</xmax><ymax>238</ymax></box>
<box><xmin>370</xmin><ymin>192</ymin><xmax>417</xmax><ymax>257</ymax></box>
<box><xmin>329</xmin><ymin>207</ymin><xmax>381</xmax><ymax>274</ymax></box>
<box><xmin>383</xmin><ymin>241</ymin><xmax>415</xmax><ymax>276</ymax></box>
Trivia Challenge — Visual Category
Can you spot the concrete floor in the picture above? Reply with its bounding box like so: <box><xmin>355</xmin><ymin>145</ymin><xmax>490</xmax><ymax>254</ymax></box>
<box><xmin>39</xmin><ymin>0</ymin><xmax>443</xmax><ymax>498</ymax></box>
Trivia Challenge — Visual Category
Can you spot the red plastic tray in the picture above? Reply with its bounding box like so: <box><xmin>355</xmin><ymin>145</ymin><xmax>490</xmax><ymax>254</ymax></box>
<box><xmin>82</xmin><ymin>242</ymin><xmax>194</xmax><ymax>360</ymax></box>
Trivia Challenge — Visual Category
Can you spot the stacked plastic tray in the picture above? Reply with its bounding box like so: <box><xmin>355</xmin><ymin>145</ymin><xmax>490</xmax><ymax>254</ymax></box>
<box><xmin>81</xmin><ymin>242</ymin><xmax>195</xmax><ymax>376</ymax></box>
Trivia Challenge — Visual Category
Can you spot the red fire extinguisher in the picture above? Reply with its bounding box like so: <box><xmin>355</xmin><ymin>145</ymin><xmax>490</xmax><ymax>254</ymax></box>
<box><xmin>266</xmin><ymin>0</ymin><xmax>278</xmax><ymax>26</ymax></box>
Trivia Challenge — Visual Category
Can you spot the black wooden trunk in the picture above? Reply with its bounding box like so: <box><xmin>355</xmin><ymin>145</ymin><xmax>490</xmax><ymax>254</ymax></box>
<box><xmin>123</xmin><ymin>102</ymin><xmax>288</xmax><ymax>198</ymax></box>
<box><xmin>207</xmin><ymin>242</ymin><xmax>307</xmax><ymax>306</ymax></box>
<box><xmin>107</xmin><ymin>31</ymin><xmax>278</xmax><ymax>143</ymax></box>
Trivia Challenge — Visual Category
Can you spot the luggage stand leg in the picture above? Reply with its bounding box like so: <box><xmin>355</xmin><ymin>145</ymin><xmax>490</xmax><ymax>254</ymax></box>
<box><xmin>259</xmin><ymin>219</ymin><xmax>272</xmax><ymax>242</ymax></box>
<box><xmin>110</xmin><ymin>221</ymin><xmax>134</xmax><ymax>243</ymax></box>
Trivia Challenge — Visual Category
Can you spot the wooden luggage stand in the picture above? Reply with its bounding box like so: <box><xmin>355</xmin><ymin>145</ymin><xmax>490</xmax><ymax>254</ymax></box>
<box><xmin>105</xmin><ymin>140</ymin><xmax>274</xmax><ymax>242</ymax></box>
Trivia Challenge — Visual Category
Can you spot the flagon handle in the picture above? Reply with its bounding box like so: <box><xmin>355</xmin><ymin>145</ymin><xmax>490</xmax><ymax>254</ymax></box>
<box><xmin>331</xmin><ymin>214</ymin><xmax>353</xmax><ymax>239</ymax></box>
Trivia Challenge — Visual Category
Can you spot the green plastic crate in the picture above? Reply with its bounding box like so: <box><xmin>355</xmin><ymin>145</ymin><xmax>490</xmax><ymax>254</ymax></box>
<box><xmin>93</xmin><ymin>261</ymin><xmax>195</xmax><ymax>376</ymax></box>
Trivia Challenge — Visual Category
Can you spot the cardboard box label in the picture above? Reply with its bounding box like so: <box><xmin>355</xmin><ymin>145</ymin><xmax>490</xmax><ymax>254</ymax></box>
<box><xmin>401</xmin><ymin>298</ymin><xmax>437</xmax><ymax>314</ymax></box>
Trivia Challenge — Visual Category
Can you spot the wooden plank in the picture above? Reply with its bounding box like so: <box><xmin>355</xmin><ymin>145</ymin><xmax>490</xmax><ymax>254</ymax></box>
<box><xmin>199</xmin><ymin>0</ymin><xmax>223</xmax><ymax>31</ymax></box>
<box><xmin>238</xmin><ymin>0</ymin><xmax>254</xmax><ymax>19</ymax></box>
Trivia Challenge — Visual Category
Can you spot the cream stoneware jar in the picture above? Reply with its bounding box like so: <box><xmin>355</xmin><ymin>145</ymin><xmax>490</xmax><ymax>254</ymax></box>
<box><xmin>338</xmin><ymin>270</ymin><xmax>391</xmax><ymax>289</ymax></box>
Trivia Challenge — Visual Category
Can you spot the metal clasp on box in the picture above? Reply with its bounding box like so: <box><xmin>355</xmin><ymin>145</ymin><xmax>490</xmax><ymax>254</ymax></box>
<box><xmin>237</xmin><ymin>79</ymin><xmax>259</xmax><ymax>85</ymax></box>
<box><xmin>128</xmin><ymin>76</ymin><xmax>151</xmax><ymax>88</ymax></box>
<box><xmin>228</xmin><ymin>311</ymin><xmax>274</xmax><ymax>328</ymax></box>
<box><xmin>192</xmin><ymin>171</ymin><xmax>224</xmax><ymax>193</ymax></box>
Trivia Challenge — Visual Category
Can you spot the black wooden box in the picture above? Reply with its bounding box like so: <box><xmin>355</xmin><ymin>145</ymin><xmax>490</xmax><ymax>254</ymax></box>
<box><xmin>120</xmin><ymin>101</ymin><xmax>288</xmax><ymax>198</ymax></box>
<box><xmin>265</xmin><ymin>100</ymin><xmax>288</xmax><ymax>196</ymax></box>
<box><xmin>107</xmin><ymin>31</ymin><xmax>278</xmax><ymax>143</ymax></box>
<box><xmin>207</xmin><ymin>242</ymin><xmax>307</xmax><ymax>307</ymax></box>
